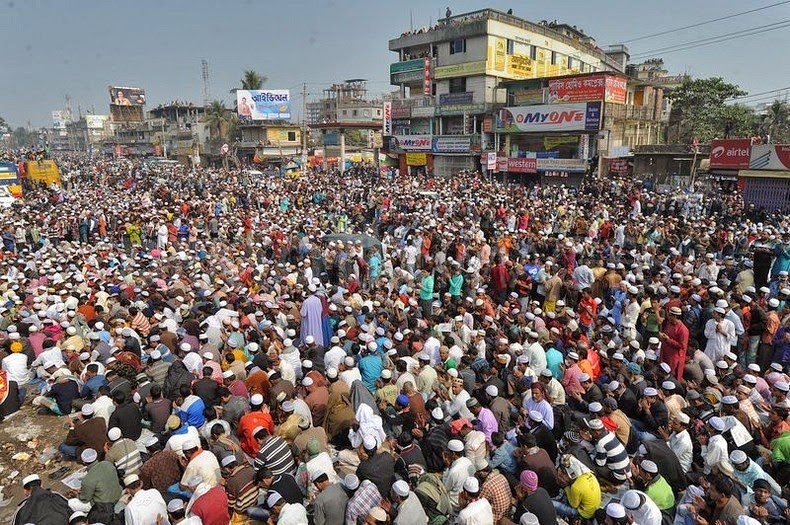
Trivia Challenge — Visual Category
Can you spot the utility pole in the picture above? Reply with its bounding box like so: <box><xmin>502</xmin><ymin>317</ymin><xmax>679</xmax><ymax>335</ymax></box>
<box><xmin>301</xmin><ymin>82</ymin><xmax>308</xmax><ymax>170</ymax></box>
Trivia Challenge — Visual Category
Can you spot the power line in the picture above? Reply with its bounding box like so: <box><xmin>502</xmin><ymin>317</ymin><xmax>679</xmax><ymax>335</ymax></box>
<box><xmin>631</xmin><ymin>19</ymin><xmax>790</xmax><ymax>58</ymax></box>
<box><xmin>728</xmin><ymin>86</ymin><xmax>790</xmax><ymax>101</ymax></box>
<box><xmin>620</xmin><ymin>0</ymin><xmax>790</xmax><ymax>43</ymax></box>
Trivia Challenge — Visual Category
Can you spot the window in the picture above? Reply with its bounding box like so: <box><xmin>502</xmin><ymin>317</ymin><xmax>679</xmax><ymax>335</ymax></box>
<box><xmin>375</xmin><ymin>109</ymin><xmax>381</xmax><ymax>117</ymax></box>
<box><xmin>432</xmin><ymin>45</ymin><xmax>438</xmax><ymax>58</ymax></box>
<box><xmin>448</xmin><ymin>77</ymin><xmax>466</xmax><ymax>93</ymax></box>
<box><xmin>450</xmin><ymin>38</ymin><xmax>466</xmax><ymax>54</ymax></box>
<box><xmin>551</xmin><ymin>51</ymin><xmax>558</xmax><ymax>65</ymax></box>
<box><xmin>506</xmin><ymin>39</ymin><xmax>515</xmax><ymax>55</ymax></box>
<box><xmin>287</xmin><ymin>131</ymin><xmax>296</xmax><ymax>141</ymax></box>
<box><xmin>341</xmin><ymin>110</ymin><xmax>347</xmax><ymax>116</ymax></box>
<box><xmin>530</xmin><ymin>46</ymin><xmax>537</xmax><ymax>60</ymax></box>
<box><xmin>352</xmin><ymin>109</ymin><xmax>358</xmax><ymax>116</ymax></box>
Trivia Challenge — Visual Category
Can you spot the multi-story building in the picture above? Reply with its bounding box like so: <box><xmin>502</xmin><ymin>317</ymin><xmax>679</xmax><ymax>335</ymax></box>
<box><xmin>386</xmin><ymin>8</ymin><xmax>627</xmax><ymax>177</ymax></box>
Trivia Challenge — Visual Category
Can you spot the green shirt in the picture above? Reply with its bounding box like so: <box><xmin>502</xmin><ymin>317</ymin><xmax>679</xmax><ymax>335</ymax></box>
<box><xmin>448</xmin><ymin>274</ymin><xmax>464</xmax><ymax>296</ymax></box>
<box><xmin>771</xmin><ymin>431</ymin><xmax>790</xmax><ymax>463</ymax></box>
<box><xmin>645</xmin><ymin>475</ymin><xmax>675</xmax><ymax>510</ymax></box>
<box><xmin>419</xmin><ymin>274</ymin><xmax>434</xmax><ymax>301</ymax></box>
<box><xmin>80</xmin><ymin>460</ymin><xmax>122</xmax><ymax>504</ymax></box>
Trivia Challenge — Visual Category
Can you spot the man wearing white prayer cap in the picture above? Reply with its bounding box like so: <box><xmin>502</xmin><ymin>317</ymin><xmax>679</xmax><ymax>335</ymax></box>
<box><xmin>457</xmin><ymin>475</ymin><xmax>493</xmax><ymax>523</ymax></box>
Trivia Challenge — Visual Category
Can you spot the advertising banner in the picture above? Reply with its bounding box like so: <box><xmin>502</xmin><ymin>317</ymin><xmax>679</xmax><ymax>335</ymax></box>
<box><xmin>709</xmin><ymin>139</ymin><xmax>752</xmax><ymax>169</ymax></box>
<box><xmin>548</xmin><ymin>75</ymin><xmax>626</xmax><ymax>104</ymax></box>
<box><xmin>85</xmin><ymin>115</ymin><xmax>107</xmax><ymax>129</ymax></box>
<box><xmin>439</xmin><ymin>92</ymin><xmax>474</xmax><ymax>106</ymax></box>
<box><xmin>608</xmin><ymin>158</ymin><xmax>631</xmax><ymax>174</ymax></box>
<box><xmin>432</xmin><ymin>136</ymin><xmax>471</xmax><ymax>153</ymax></box>
<box><xmin>423</xmin><ymin>57</ymin><xmax>432</xmax><ymax>96</ymax></box>
<box><xmin>390</xmin><ymin>58</ymin><xmax>426</xmax><ymax>75</ymax></box>
<box><xmin>391</xmin><ymin>104</ymin><xmax>410</xmax><ymax>119</ymax></box>
<box><xmin>536</xmin><ymin>157</ymin><xmax>587</xmax><ymax>172</ymax></box>
<box><xmin>749</xmin><ymin>144</ymin><xmax>790</xmax><ymax>170</ymax></box>
<box><xmin>543</xmin><ymin>136</ymin><xmax>578</xmax><ymax>150</ymax></box>
<box><xmin>109</xmin><ymin>86</ymin><xmax>146</xmax><ymax>106</ymax></box>
<box><xmin>506</xmin><ymin>157</ymin><xmax>537</xmax><ymax>173</ymax></box>
<box><xmin>411</xmin><ymin>106</ymin><xmax>435</xmax><ymax>118</ymax></box>
<box><xmin>389</xmin><ymin>135</ymin><xmax>432</xmax><ymax>152</ymax></box>
<box><xmin>496</xmin><ymin>102</ymin><xmax>601</xmax><ymax>133</ymax></box>
<box><xmin>434</xmin><ymin>61</ymin><xmax>487</xmax><ymax>79</ymax></box>
<box><xmin>406</xmin><ymin>153</ymin><xmax>427</xmax><ymax>166</ymax></box>
<box><xmin>237</xmin><ymin>90</ymin><xmax>291</xmax><ymax>121</ymax></box>
<box><xmin>604</xmin><ymin>76</ymin><xmax>628</xmax><ymax>104</ymax></box>
<box><xmin>52</xmin><ymin>110</ymin><xmax>70</xmax><ymax>129</ymax></box>
<box><xmin>485</xmin><ymin>152</ymin><xmax>497</xmax><ymax>169</ymax></box>
<box><xmin>513</xmin><ymin>89</ymin><xmax>545</xmax><ymax>106</ymax></box>
<box><xmin>383</xmin><ymin>102</ymin><xmax>392</xmax><ymax>135</ymax></box>
<box><xmin>507</xmin><ymin>54</ymin><xmax>532</xmax><ymax>78</ymax></box>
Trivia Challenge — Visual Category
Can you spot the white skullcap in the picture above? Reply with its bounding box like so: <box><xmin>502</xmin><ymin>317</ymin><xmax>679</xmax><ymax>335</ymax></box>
<box><xmin>302</xmin><ymin>377</ymin><xmax>314</xmax><ymax>387</ymax></box>
<box><xmin>447</xmin><ymin>439</ymin><xmax>464</xmax><ymax>452</ymax></box>
<box><xmin>266</xmin><ymin>491</ymin><xmax>282</xmax><ymax>508</ymax></box>
<box><xmin>392</xmin><ymin>479</ymin><xmax>410</xmax><ymax>497</ymax></box>
<box><xmin>22</xmin><ymin>474</ymin><xmax>41</xmax><ymax>487</ymax></box>
<box><xmin>181</xmin><ymin>439</ymin><xmax>198</xmax><ymax>451</ymax></box>
<box><xmin>108</xmin><ymin>427</ymin><xmax>122</xmax><ymax>441</ymax></box>
<box><xmin>485</xmin><ymin>385</ymin><xmax>498</xmax><ymax>397</ymax></box>
<box><xmin>463</xmin><ymin>476</ymin><xmax>479</xmax><ymax>493</ymax></box>
<box><xmin>343</xmin><ymin>473</ymin><xmax>360</xmax><ymax>490</ymax></box>
<box><xmin>250</xmin><ymin>393</ymin><xmax>264</xmax><ymax>406</ymax></box>
<box><xmin>81</xmin><ymin>403</ymin><xmax>94</xmax><ymax>416</ymax></box>
<box><xmin>363</xmin><ymin>435</ymin><xmax>377</xmax><ymax>451</ymax></box>
<box><xmin>81</xmin><ymin>448</ymin><xmax>98</xmax><ymax>463</ymax></box>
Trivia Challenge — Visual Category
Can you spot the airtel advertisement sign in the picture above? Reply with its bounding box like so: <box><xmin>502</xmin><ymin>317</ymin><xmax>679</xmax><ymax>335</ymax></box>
<box><xmin>496</xmin><ymin>102</ymin><xmax>601</xmax><ymax>133</ymax></box>
<box><xmin>709</xmin><ymin>139</ymin><xmax>751</xmax><ymax>169</ymax></box>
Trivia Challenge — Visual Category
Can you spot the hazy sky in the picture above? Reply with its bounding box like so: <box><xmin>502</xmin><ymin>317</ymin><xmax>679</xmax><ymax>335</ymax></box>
<box><xmin>3</xmin><ymin>0</ymin><xmax>789</xmax><ymax>127</ymax></box>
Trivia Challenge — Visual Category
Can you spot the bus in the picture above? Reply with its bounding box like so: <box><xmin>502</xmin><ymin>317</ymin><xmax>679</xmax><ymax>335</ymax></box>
<box><xmin>0</xmin><ymin>162</ymin><xmax>23</xmax><ymax>197</ymax></box>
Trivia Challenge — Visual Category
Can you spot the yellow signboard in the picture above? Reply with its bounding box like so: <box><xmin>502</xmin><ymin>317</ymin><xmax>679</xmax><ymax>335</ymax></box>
<box><xmin>406</xmin><ymin>153</ymin><xmax>427</xmax><ymax>166</ymax></box>
<box><xmin>493</xmin><ymin>37</ymin><xmax>506</xmax><ymax>71</ymax></box>
<box><xmin>507</xmin><ymin>53</ymin><xmax>532</xmax><ymax>78</ymax></box>
<box><xmin>434</xmin><ymin>61</ymin><xmax>487</xmax><ymax>79</ymax></box>
<box><xmin>544</xmin><ymin>136</ymin><xmax>579</xmax><ymax>150</ymax></box>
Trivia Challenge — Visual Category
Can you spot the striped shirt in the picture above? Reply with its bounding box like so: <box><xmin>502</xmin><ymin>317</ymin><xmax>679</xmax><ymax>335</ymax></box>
<box><xmin>594</xmin><ymin>430</ymin><xmax>630</xmax><ymax>480</ymax></box>
<box><xmin>254</xmin><ymin>436</ymin><xmax>295</xmax><ymax>475</ymax></box>
<box><xmin>107</xmin><ymin>438</ymin><xmax>142</xmax><ymax>476</ymax></box>
<box><xmin>225</xmin><ymin>464</ymin><xmax>259</xmax><ymax>513</ymax></box>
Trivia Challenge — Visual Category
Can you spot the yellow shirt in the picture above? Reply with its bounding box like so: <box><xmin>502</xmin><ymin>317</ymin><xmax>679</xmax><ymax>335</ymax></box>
<box><xmin>565</xmin><ymin>472</ymin><xmax>601</xmax><ymax>519</ymax></box>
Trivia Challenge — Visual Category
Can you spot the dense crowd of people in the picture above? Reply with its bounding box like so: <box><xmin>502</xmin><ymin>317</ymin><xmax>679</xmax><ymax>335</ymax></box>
<box><xmin>1</xmin><ymin>153</ymin><xmax>790</xmax><ymax>525</ymax></box>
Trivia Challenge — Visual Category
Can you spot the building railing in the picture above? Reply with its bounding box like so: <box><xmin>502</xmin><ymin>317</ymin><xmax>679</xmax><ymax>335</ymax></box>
<box><xmin>605</xmin><ymin>104</ymin><xmax>665</xmax><ymax>122</ymax></box>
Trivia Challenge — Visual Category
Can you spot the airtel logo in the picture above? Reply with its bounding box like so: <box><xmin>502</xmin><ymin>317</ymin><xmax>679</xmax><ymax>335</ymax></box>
<box><xmin>711</xmin><ymin>146</ymin><xmax>749</xmax><ymax>158</ymax></box>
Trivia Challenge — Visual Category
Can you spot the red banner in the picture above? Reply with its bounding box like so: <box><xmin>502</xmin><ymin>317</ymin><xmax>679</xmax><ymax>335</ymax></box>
<box><xmin>496</xmin><ymin>157</ymin><xmax>537</xmax><ymax>173</ymax></box>
<box><xmin>423</xmin><ymin>57</ymin><xmax>432</xmax><ymax>96</ymax></box>
<box><xmin>709</xmin><ymin>139</ymin><xmax>751</xmax><ymax>169</ymax></box>
<box><xmin>548</xmin><ymin>74</ymin><xmax>627</xmax><ymax>104</ymax></box>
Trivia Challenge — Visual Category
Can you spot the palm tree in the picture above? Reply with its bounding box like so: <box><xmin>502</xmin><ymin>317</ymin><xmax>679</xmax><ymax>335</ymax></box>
<box><xmin>241</xmin><ymin>70</ymin><xmax>266</xmax><ymax>90</ymax></box>
<box><xmin>762</xmin><ymin>99</ymin><xmax>790</xmax><ymax>143</ymax></box>
<box><xmin>204</xmin><ymin>100</ymin><xmax>232</xmax><ymax>142</ymax></box>
<box><xmin>230</xmin><ymin>70</ymin><xmax>267</xmax><ymax>95</ymax></box>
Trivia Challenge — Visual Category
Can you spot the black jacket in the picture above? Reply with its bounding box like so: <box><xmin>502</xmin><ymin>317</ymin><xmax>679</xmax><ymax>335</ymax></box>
<box><xmin>108</xmin><ymin>401</ymin><xmax>143</xmax><ymax>440</ymax></box>
<box><xmin>12</xmin><ymin>486</ymin><xmax>70</xmax><ymax>525</ymax></box>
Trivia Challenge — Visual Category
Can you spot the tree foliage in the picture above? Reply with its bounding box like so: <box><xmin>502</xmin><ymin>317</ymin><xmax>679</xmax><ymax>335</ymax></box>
<box><xmin>240</xmin><ymin>70</ymin><xmax>267</xmax><ymax>91</ymax></box>
<box><xmin>204</xmin><ymin>100</ymin><xmax>235</xmax><ymax>144</ymax></box>
<box><xmin>666</xmin><ymin>77</ymin><xmax>752</xmax><ymax>143</ymax></box>
<box><xmin>761</xmin><ymin>99</ymin><xmax>790</xmax><ymax>144</ymax></box>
